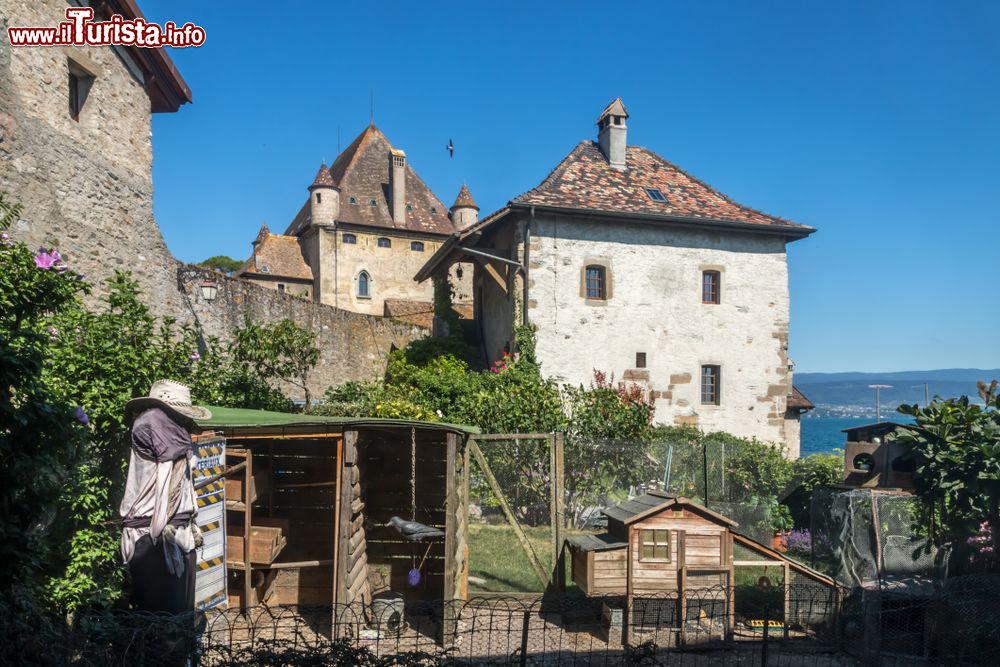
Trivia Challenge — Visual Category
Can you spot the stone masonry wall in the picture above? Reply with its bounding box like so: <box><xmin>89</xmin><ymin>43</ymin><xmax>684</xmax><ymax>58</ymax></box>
<box><xmin>1</xmin><ymin>1</ymin><xmax>425</xmax><ymax>401</ymax></box>
<box><xmin>526</xmin><ymin>211</ymin><xmax>794</xmax><ymax>449</ymax></box>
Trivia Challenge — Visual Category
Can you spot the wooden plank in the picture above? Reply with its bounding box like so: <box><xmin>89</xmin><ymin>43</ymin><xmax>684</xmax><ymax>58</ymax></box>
<box><xmin>243</xmin><ymin>451</ymin><xmax>252</xmax><ymax>607</ymax></box>
<box><xmin>554</xmin><ymin>432</ymin><xmax>566</xmax><ymax>591</ymax></box>
<box><xmin>469</xmin><ymin>440</ymin><xmax>549</xmax><ymax>587</ymax></box>
<box><xmin>443</xmin><ymin>433</ymin><xmax>460</xmax><ymax>648</ymax></box>
<box><xmin>625</xmin><ymin>525</ymin><xmax>633</xmax><ymax>646</ymax></box>
<box><xmin>473</xmin><ymin>433</ymin><xmax>553</xmax><ymax>441</ymax></box>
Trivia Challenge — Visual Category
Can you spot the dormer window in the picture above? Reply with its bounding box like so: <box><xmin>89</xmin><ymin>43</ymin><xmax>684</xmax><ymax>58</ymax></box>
<box><xmin>430</xmin><ymin>207</ymin><xmax>437</xmax><ymax>214</ymax></box>
<box><xmin>349</xmin><ymin>196</ymin><xmax>358</xmax><ymax>205</ymax></box>
<box><xmin>369</xmin><ymin>198</ymin><xmax>377</xmax><ymax>207</ymax></box>
<box><xmin>645</xmin><ymin>188</ymin><xmax>666</xmax><ymax>202</ymax></box>
<box><xmin>406</xmin><ymin>203</ymin><xmax>413</xmax><ymax>212</ymax></box>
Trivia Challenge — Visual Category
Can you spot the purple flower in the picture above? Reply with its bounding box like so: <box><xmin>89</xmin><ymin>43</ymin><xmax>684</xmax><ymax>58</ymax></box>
<box><xmin>46</xmin><ymin>326</ymin><xmax>59</xmax><ymax>338</ymax></box>
<box><xmin>74</xmin><ymin>406</ymin><xmax>90</xmax><ymax>425</ymax></box>
<box><xmin>189</xmin><ymin>351</ymin><xmax>201</xmax><ymax>362</ymax></box>
<box><xmin>34</xmin><ymin>248</ymin><xmax>59</xmax><ymax>269</ymax></box>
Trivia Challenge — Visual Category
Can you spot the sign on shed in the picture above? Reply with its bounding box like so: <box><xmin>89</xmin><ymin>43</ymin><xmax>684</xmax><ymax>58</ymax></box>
<box><xmin>193</xmin><ymin>434</ymin><xmax>227</xmax><ymax>610</ymax></box>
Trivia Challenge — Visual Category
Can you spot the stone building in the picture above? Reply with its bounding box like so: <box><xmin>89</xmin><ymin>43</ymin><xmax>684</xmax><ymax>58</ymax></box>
<box><xmin>239</xmin><ymin>124</ymin><xmax>474</xmax><ymax>318</ymax></box>
<box><xmin>0</xmin><ymin>0</ymin><xmax>192</xmax><ymax>315</ymax></box>
<box><xmin>417</xmin><ymin>99</ymin><xmax>816</xmax><ymax>455</ymax></box>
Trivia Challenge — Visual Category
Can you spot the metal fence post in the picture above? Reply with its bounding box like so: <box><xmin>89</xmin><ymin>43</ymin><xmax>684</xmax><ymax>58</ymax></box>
<box><xmin>761</xmin><ymin>603</ymin><xmax>769</xmax><ymax>667</ymax></box>
<box><xmin>520</xmin><ymin>609</ymin><xmax>531</xmax><ymax>667</ymax></box>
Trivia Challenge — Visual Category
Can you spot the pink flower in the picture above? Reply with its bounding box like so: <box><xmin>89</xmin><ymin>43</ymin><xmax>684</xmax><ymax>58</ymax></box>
<box><xmin>34</xmin><ymin>248</ymin><xmax>60</xmax><ymax>269</ymax></box>
<box><xmin>189</xmin><ymin>351</ymin><xmax>201</xmax><ymax>361</ymax></box>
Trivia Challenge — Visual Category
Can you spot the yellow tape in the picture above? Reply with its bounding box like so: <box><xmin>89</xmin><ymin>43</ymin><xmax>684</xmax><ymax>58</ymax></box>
<box><xmin>197</xmin><ymin>556</ymin><xmax>224</xmax><ymax>571</ymax></box>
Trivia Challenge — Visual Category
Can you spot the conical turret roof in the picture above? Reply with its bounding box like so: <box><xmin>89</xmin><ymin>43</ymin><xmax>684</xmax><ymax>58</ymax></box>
<box><xmin>451</xmin><ymin>183</ymin><xmax>479</xmax><ymax>211</ymax></box>
<box><xmin>308</xmin><ymin>162</ymin><xmax>336</xmax><ymax>190</ymax></box>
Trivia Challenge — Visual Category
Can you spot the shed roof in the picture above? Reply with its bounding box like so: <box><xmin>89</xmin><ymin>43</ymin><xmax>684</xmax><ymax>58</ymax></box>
<box><xmin>602</xmin><ymin>491</ymin><xmax>738</xmax><ymax>527</ymax></box>
<box><xmin>566</xmin><ymin>533</ymin><xmax>628</xmax><ymax>552</ymax></box>
<box><xmin>196</xmin><ymin>405</ymin><xmax>478</xmax><ymax>435</ymax></box>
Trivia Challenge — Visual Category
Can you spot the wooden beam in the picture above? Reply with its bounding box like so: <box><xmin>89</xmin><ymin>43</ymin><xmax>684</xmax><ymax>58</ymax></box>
<box><xmin>473</xmin><ymin>433</ymin><xmax>553</xmax><ymax>441</ymax></box>
<box><xmin>469</xmin><ymin>440</ymin><xmax>549</xmax><ymax>587</ymax></box>
<box><xmin>443</xmin><ymin>433</ymin><xmax>460</xmax><ymax>647</ymax></box>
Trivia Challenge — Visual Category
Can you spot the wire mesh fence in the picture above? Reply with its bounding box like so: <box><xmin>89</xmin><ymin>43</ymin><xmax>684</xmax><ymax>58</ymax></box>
<box><xmin>2</xmin><ymin>586</ymin><xmax>858</xmax><ymax>666</ymax></box>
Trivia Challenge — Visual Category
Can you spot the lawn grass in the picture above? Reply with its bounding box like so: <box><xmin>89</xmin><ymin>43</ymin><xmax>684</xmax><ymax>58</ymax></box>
<box><xmin>468</xmin><ymin>523</ymin><xmax>555</xmax><ymax>592</ymax></box>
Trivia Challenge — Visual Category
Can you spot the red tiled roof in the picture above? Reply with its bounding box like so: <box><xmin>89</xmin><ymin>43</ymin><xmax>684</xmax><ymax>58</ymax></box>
<box><xmin>286</xmin><ymin>125</ymin><xmax>454</xmax><ymax>236</ymax></box>
<box><xmin>237</xmin><ymin>226</ymin><xmax>313</xmax><ymax>281</ymax></box>
<box><xmin>788</xmin><ymin>386</ymin><xmax>815</xmax><ymax>411</ymax></box>
<box><xmin>309</xmin><ymin>162</ymin><xmax>336</xmax><ymax>189</ymax></box>
<box><xmin>383</xmin><ymin>299</ymin><xmax>473</xmax><ymax>329</ymax></box>
<box><xmin>452</xmin><ymin>184</ymin><xmax>479</xmax><ymax>210</ymax></box>
<box><xmin>512</xmin><ymin>141</ymin><xmax>810</xmax><ymax>231</ymax></box>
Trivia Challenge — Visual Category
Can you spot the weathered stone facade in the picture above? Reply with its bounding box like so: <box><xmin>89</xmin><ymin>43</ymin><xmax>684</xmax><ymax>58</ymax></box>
<box><xmin>1</xmin><ymin>1</ymin><xmax>425</xmax><ymax>401</ymax></box>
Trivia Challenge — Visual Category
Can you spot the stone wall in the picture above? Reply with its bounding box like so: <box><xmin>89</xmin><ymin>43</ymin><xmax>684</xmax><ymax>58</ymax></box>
<box><xmin>178</xmin><ymin>268</ymin><xmax>425</xmax><ymax>398</ymax></box>
<box><xmin>1</xmin><ymin>1</ymin><xmax>426</xmax><ymax>402</ymax></box>
<box><xmin>524</xmin><ymin>211</ymin><xmax>794</xmax><ymax>450</ymax></box>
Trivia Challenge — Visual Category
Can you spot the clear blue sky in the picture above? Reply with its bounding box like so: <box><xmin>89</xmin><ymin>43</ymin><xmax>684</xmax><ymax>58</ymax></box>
<box><xmin>144</xmin><ymin>1</ymin><xmax>1000</xmax><ymax>374</ymax></box>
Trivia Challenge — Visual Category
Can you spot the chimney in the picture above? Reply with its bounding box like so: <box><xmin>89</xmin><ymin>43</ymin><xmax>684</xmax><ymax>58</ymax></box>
<box><xmin>597</xmin><ymin>97</ymin><xmax>629</xmax><ymax>170</ymax></box>
<box><xmin>450</xmin><ymin>184</ymin><xmax>480</xmax><ymax>231</ymax></box>
<box><xmin>390</xmin><ymin>148</ymin><xmax>406</xmax><ymax>225</ymax></box>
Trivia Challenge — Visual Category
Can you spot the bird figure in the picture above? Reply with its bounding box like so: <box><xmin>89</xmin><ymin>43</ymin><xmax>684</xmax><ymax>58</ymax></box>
<box><xmin>388</xmin><ymin>516</ymin><xmax>445</xmax><ymax>542</ymax></box>
<box><xmin>446</xmin><ymin>138</ymin><xmax>454</xmax><ymax>158</ymax></box>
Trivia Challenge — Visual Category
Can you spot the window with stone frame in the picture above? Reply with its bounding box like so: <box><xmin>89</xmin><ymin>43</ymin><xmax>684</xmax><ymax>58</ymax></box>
<box><xmin>410</xmin><ymin>241</ymin><xmax>424</xmax><ymax>252</ymax></box>
<box><xmin>342</xmin><ymin>233</ymin><xmax>357</xmax><ymax>244</ymax></box>
<box><xmin>640</xmin><ymin>528</ymin><xmax>671</xmax><ymax>562</ymax></box>
<box><xmin>584</xmin><ymin>265</ymin><xmax>606</xmax><ymax>300</ymax></box>
<box><xmin>702</xmin><ymin>270</ymin><xmax>721</xmax><ymax>304</ymax></box>
<box><xmin>377</xmin><ymin>237</ymin><xmax>391</xmax><ymax>248</ymax></box>
<box><xmin>701</xmin><ymin>365</ymin><xmax>721</xmax><ymax>405</ymax></box>
<box><xmin>357</xmin><ymin>271</ymin><xmax>371</xmax><ymax>298</ymax></box>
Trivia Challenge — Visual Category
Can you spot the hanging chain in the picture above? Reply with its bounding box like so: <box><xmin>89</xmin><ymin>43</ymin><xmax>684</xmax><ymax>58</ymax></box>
<box><xmin>410</xmin><ymin>427</ymin><xmax>417</xmax><ymax>522</ymax></box>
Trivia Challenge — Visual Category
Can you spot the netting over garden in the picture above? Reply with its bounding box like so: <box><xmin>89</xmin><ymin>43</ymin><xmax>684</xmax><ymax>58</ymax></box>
<box><xmin>810</xmin><ymin>487</ymin><xmax>948</xmax><ymax>589</ymax></box>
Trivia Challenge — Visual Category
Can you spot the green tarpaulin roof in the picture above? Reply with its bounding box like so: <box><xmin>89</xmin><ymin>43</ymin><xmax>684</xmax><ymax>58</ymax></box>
<box><xmin>196</xmin><ymin>405</ymin><xmax>478</xmax><ymax>434</ymax></box>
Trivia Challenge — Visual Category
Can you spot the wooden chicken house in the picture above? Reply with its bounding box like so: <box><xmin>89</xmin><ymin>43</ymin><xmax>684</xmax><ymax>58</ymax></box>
<box><xmin>192</xmin><ymin>407</ymin><xmax>475</xmax><ymax>619</ymax></box>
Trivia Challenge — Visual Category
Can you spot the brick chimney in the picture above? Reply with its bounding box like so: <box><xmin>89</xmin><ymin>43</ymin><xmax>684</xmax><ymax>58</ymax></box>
<box><xmin>390</xmin><ymin>148</ymin><xmax>406</xmax><ymax>225</ymax></box>
<box><xmin>597</xmin><ymin>98</ymin><xmax>629</xmax><ymax>171</ymax></box>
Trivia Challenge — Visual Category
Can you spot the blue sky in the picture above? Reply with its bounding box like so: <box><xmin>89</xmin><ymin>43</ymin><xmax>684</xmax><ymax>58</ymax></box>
<box><xmin>144</xmin><ymin>1</ymin><xmax>1000</xmax><ymax>374</ymax></box>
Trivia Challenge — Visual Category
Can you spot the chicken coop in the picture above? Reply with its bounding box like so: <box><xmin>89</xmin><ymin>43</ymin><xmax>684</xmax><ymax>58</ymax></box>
<box><xmin>192</xmin><ymin>407</ymin><xmax>475</xmax><ymax>625</ymax></box>
<box><xmin>566</xmin><ymin>491</ymin><xmax>836</xmax><ymax>643</ymax></box>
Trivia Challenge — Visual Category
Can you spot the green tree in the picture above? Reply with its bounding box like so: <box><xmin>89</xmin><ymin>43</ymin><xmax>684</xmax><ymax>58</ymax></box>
<box><xmin>231</xmin><ymin>317</ymin><xmax>320</xmax><ymax>406</ymax></box>
<box><xmin>894</xmin><ymin>385</ymin><xmax>1000</xmax><ymax>556</ymax></box>
<box><xmin>198</xmin><ymin>255</ymin><xmax>243</xmax><ymax>275</ymax></box>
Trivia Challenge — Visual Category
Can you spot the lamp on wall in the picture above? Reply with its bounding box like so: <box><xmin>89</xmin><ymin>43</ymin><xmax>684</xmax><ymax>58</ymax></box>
<box><xmin>456</xmin><ymin>265</ymin><xmax>463</xmax><ymax>279</ymax></box>
<box><xmin>200</xmin><ymin>279</ymin><xmax>218</xmax><ymax>302</ymax></box>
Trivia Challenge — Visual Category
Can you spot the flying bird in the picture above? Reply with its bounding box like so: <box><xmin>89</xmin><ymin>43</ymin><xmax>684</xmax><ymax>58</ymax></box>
<box><xmin>446</xmin><ymin>138</ymin><xmax>454</xmax><ymax>158</ymax></box>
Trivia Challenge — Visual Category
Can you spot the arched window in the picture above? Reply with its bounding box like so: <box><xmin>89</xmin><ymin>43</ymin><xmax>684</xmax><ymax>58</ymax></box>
<box><xmin>410</xmin><ymin>241</ymin><xmax>424</xmax><ymax>252</ymax></box>
<box><xmin>357</xmin><ymin>271</ymin><xmax>371</xmax><ymax>298</ymax></box>
<box><xmin>585</xmin><ymin>265</ymin><xmax>606</xmax><ymax>300</ymax></box>
<box><xmin>342</xmin><ymin>233</ymin><xmax>357</xmax><ymax>244</ymax></box>
<box><xmin>377</xmin><ymin>237</ymin><xmax>391</xmax><ymax>248</ymax></box>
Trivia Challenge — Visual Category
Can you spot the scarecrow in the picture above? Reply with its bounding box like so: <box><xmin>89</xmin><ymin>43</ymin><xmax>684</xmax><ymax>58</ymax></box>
<box><xmin>120</xmin><ymin>380</ymin><xmax>211</xmax><ymax>613</ymax></box>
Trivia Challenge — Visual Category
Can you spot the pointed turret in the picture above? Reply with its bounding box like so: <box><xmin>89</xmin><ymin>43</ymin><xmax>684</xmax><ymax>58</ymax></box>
<box><xmin>307</xmin><ymin>162</ymin><xmax>338</xmax><ymax>226</ymax></box>
<box><xmin>450</xmin><ymin>184</ymin><xmax>479</xmax><ymax>230</ymax></box>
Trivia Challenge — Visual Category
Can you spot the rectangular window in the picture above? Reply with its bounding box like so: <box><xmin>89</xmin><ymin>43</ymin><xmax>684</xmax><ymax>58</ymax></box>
<box><xmin>585</xmin><ymin>265</ymin><xmax>606</xmax><ymax>300</ymax></box>
<box><xmin>636</xmin><ymin>352</ymin><xmax>646</xmax><ymax>368</ymax></box>
<box><xmin>645</xmin><ymin>188</ymin><xmax>667</xmax><ymax>202</ymax></box>
<box><xmin>277</xmin><ymin>284</ymin><xmax>285</xmax><ymax>293</ymax></box>
<box><xmin>701</xmin><ymin>365</ymin><xmax>721</xmax><ymax>405</ymax></box>
<box><xmin>640</xmin><ymin>528</ymin><xmax>670</xmax><ymax>562</ymax></box>
<box><xmin>68</xmin><ymin>63</ymin><xmax>94</xmax><ymax>121</ymax></box>
<box><xmin>702</xmin><ymin>270</ymin><xmax>720</xmax><ymax>304</ymax></box>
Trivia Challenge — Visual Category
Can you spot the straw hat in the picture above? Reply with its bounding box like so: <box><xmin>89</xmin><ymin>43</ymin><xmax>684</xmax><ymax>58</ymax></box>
<box><xmin>125</xmin><ymin>379</ymin><xmax>212</xmax><ymax>425</ymax></box>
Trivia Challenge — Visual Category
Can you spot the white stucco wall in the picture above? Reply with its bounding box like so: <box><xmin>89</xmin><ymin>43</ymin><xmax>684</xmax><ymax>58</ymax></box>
<box><xmin>526</xmin><ymin>213</ymin><xmax>794</xmax><ymax>450</ymax></box>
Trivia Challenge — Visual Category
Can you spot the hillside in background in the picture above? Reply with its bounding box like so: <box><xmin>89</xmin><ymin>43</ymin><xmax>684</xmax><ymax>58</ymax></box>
<box><xmin>795</xmin><ymin>368</ymin><xmax>1000</xmax><ymax>418</ymax></box>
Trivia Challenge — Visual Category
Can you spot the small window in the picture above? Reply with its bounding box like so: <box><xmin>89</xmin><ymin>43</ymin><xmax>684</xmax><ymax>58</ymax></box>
<box><xmin>702</xmin><ymin>270</ymin><xmax>720</xmax><ymax>304</ymax></box>
<box><xmin>701</xmin><ymin>365</ymin><xmax>721</xmax><ymax>405</ymax></box>
<box><xmin>430</xmin><ymin>207</ymin><xmax>437</xmax><ymax>214</ymax></box>
<box><xmin>636</xmin><ymin>352</ymin><xmax>646</xmax><ymax>368</ymax></box>
<box><xmin>640</xmin><ymin>529</ymin><xmax>670</xmax><ymax>562</ymax></box>
<box><xmin>585</xmin><ymin>265</ymin><xmax>606</xmax><ymax>300</ymax></box>
<box><xmin>369</xmin><ymin>198</ymin><xmax>377</xmax><ymax>207</ymax></box>
<box><xmin>377</xmin><ymin>237</ymin><xmax>391</xmax><ymax>248</ymax></box>
<box><xmin>277</xmin><ymin>283</ymin><xmax>285</xmax><ymax>293</ymax></box>
<box><xmin>357</xmin><ymin>271</ymin><xmax>371</xmax><ymax>298</ymax></box>
<box><xmin>316</xmin><ymin>193</ymin><xmax>322</xmax><ymax>204</ymax></box>
<box><xmin>645</xmin><ymin>188</ymin><xmax>667</xmax><ymax>202</ymax></box>
<box><xmin>406</xmin><ymin>203</ymin><xmax>413</xmax><ymax>212</ymax></box>
<box><xmin>68</xmin><ymin>62</ymin><xmax>95</xmax><ymax>121</ymax></box>
<box><xmin>349</xmin><ymin>196</ymin><xmax>358</xmax><ymax>205</ymax></box>
<box><xmin>410</xmin><ymin>241</ymin><xmax>424</xmax><ymax>252</ymax></box>
<box><xmin>342</xmin><ymin>233</ymin><xmax>357</xmax><ymax>244</ymax></box>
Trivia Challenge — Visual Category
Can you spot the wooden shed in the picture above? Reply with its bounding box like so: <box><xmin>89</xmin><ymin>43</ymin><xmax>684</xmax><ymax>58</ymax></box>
<box><xmin>568</xmin><ymin>491</ymin><xmax>738</xmax><ymax>598</ymax></box>
<box><xmin>192</xmin><ymin>407</ymin><xmax>475</xmax><ymax>616</ymax></box>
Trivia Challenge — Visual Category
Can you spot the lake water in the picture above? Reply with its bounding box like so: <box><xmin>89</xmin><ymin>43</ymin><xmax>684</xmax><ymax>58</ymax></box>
<box><xmin>800</xmin><ymin>417</ymin><xmax>877</xmax><ymax>456</ymax></box>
